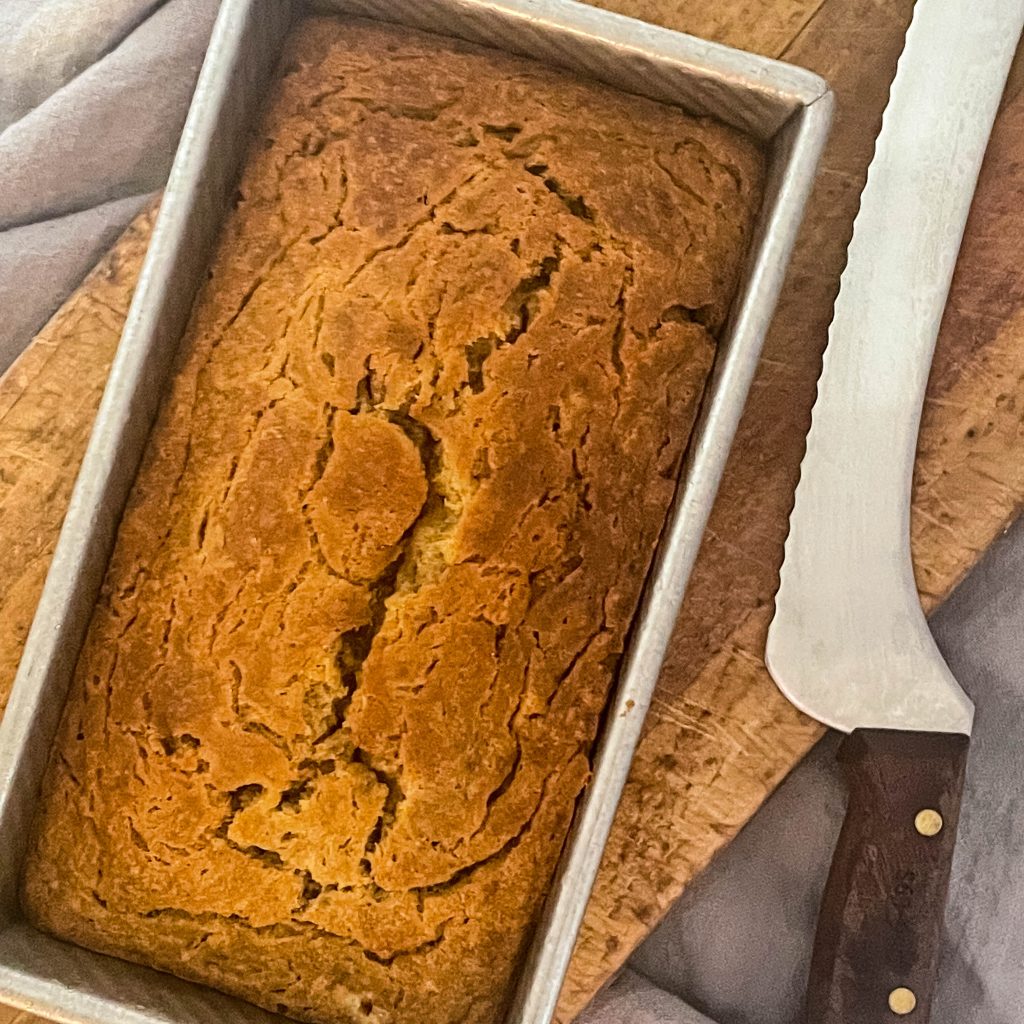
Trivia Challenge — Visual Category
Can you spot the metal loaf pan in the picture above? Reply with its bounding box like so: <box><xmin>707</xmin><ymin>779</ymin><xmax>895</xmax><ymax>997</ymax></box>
<box><xmin>0</xmin><ymin>1</ymin><xmax>831</xmax><ymax>1022</ymax></box>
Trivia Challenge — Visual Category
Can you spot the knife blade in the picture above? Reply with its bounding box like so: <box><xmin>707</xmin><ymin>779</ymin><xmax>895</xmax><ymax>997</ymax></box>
<box><xmin>764</xmin><ymin>1</ymin><xmax>1024</xmax><ymax>1022</ymax></box>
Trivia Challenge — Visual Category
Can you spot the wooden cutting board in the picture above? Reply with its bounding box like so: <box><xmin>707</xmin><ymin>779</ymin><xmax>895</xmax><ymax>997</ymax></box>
<box><xmin>1</xmin><ymin>2</ymin><xmax>1022</xmax><ymax>1022</ymax></box>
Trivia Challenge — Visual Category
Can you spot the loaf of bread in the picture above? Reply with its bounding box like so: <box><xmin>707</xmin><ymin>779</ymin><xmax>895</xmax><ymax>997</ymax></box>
<box><xmin>24</xmin><ymin>15</ymin><xmax>762</xmax><ymax>1024</ymax></box>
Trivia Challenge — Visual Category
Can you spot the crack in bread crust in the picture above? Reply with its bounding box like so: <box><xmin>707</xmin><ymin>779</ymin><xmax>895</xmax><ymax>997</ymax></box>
<box><xmin>23</xmin><ymin>15</ymin><xmax>764</xmax><ymax>1024</ymax></box>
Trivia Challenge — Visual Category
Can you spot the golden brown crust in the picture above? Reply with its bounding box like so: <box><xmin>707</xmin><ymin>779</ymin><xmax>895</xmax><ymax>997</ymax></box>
<box><xmin>23</xmin><ymin>16</ymin><xmax>762</xmax><ymax>1024</ymax></box>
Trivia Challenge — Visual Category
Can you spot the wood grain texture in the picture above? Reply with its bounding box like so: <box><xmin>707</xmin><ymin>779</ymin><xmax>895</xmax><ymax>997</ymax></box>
<box><xmin>585</xmin><ymin>0</ymin><xmax>828</xmax><ymax>56</ymax></box>
<box><xmin>0</xmin><ymin>2</ymin><xmax>1022</xmax><ymax>1023</ymax></box>
<box><xmin>0</xmin><ymin>1007</ymin><xmax>35</xmax><ymax>1024</ymax></box>
<box><xmin>806</xmin><ymin>731</ymin><xmax>969</xmax><ymax>1024</ymax></box>
<box><xmin>0</xmin><ymin>204</ymin><xmax>157</xmax><ymax>715</ymax></box>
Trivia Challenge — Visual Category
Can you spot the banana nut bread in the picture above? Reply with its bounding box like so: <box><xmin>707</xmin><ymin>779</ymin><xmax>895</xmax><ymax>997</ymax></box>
<box><xmin>23</xmin><ymin>15</ymin><xmax>763</xmax><ymax>1024</ymax></box>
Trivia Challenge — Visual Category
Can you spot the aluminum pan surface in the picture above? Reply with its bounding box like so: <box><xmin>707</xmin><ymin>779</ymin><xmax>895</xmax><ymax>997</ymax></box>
<box><xmin>318</xmin><ymin>0</ymin><xmax>827</xmax><ymax>140</ymax></box>
<box><xmin>0</xmin><ymin>2</ymin><xmax>831</xmax><ymax>1022</ymax></box>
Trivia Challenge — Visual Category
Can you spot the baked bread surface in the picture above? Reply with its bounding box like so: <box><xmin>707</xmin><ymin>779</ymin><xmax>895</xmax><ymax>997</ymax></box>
<box><xmin>23</xmin><ymin>15</ymin><xmax>763</xmax><ymax>1024</ymax></box>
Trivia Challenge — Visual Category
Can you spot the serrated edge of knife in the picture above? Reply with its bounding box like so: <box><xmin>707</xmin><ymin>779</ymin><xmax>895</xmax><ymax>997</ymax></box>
<box><xmin>770</xmin><ymin>2</ymin><xmax>923</xmax><ymax>624</ymax></box>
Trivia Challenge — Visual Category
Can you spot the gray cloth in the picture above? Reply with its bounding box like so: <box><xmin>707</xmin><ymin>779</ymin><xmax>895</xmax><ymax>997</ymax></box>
<box><xmin>582</xmin><ymin>970</ymin><xmax>717</xmax><ymax>1024</ymax></box>
<box><xmin>0</xmin><ymin>0</ymin><xmax>220</xmax><ymax>374</ymax></box>
<box><xmin>627</xmin><ymin>517</ymin><xmax>1024</xmax><ymax>1024</ymax></box>
<box><xmin>2</xmin><ymin>4</ymin><xmax>1023</xmax><ymax>1024</ymax></box>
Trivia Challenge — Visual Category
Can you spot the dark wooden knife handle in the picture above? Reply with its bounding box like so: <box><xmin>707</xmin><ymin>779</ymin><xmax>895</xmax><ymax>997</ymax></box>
<box><xmin>805</xmin><ymin>728</ymin><xmax>969</xmax><ymax>1023</ymax></box>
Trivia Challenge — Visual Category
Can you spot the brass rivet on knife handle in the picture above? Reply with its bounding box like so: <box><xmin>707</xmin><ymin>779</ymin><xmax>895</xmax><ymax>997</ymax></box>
<box><xmin>888</xmin><ymin>987</ymin><xmax>917</xmax><ymax>1015</ymax></box>
<box><xmin>914</xmin><ymin>809</ymin><xmax>943</xmax><ymax>837</ymax></box>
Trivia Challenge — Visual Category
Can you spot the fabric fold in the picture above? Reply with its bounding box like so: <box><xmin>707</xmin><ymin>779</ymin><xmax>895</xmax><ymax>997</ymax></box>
<box><xmin>0</xmin><ymin>0</ymin><xmax>167</xmax><ymax>131</ymax></box>
<box><xmin>579</xmin><ymin>969</ymin><xmax>718</xmax><ymax>1024</ymax></box>
<box><xmin>0</xmin><ymin>0</ymin><xmax>219</xmax><ymax>232</ymax></box>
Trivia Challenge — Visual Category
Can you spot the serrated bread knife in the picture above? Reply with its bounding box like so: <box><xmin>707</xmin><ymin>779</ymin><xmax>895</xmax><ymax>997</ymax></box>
<box><xmin>764</xmin><ymin>2</ymin><xmax>1024</xmax><ymax>1022</ymax></box>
